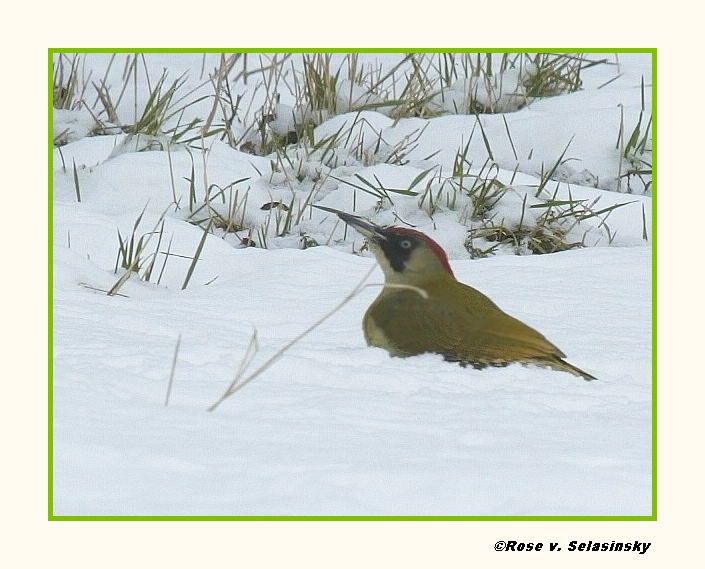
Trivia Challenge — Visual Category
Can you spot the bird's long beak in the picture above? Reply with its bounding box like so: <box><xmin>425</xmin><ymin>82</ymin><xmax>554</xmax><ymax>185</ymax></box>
<box><xmin>336</xmin><ymin>211</ymin><xmax>388</xmax><ymax>242</ymax></box>
<box><xmin>315</xmin><ymin>205</ymin><xmax>388</xmax><ymax>243</ymax></box>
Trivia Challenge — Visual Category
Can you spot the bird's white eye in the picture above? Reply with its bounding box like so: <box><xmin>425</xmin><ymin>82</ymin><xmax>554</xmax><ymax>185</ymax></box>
<box><xmin>400</xmin><ymin>239</ymin><xmax>412</xmax><ymax>249</ymax></box>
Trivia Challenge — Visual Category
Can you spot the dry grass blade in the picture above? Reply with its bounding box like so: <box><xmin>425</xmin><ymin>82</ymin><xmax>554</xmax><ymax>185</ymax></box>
<box><xmin>164</xmin><ymin>333</ymin><xmax>182</xmax><ymax>406</ymax></box>
<box><xmin>207</xmin><ymin>262</ymin><xmax>378</xmax><ymax>411</ymax></box>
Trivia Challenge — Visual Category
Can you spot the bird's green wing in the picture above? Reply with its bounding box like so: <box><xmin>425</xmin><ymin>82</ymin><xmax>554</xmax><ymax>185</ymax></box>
<box><xmin>365</xmin><ymin>285</ymin><xmax>565</xmax><ymax>364</ymax></box>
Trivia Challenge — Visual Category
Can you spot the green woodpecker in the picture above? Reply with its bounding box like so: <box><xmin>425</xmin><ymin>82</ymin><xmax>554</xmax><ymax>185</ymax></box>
<box><xmin>335</xmin><ymin>209</ymin><xmax>596</xmax><ymax>380</ymax></box>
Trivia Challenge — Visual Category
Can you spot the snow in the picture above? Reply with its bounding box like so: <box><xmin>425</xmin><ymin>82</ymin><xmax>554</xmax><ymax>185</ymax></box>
<box><xmin>51</xmin><ymin>51</ymin><xmax>652</xmax><ymax>517</ymax></box>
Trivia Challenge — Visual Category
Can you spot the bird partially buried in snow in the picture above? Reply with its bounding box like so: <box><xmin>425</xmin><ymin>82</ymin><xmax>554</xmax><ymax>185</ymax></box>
<box><xmin>329</xmin><ymin>208</ymin><xmax>596</xmax><ymax>380</ymax></box>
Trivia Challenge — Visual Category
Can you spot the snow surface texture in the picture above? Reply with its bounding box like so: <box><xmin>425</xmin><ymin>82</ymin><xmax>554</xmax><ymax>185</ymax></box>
<box><xmin>52</xmin><ymin>52</ymin><xmax>652</xmax><ymax>517</ymax></box>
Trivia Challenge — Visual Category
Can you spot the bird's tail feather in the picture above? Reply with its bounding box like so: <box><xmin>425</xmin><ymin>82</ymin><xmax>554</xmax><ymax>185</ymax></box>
<box><xmin>547</xmin><ymin>357</ymin><xmax>597</xmax><ymax>381</ymax></box>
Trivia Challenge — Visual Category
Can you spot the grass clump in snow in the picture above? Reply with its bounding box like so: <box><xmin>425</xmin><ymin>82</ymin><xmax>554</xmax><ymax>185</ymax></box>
<box><xmin>109</xmin><ymin>204</ymin><xmax>211</xmax><ymax>295</ymax></box>
<box><xmin>54</xmin><ymin>52</ymin><xmax>648</xmax><ymax>264</ymax></box>
<box><xmin>426</xmin><ymin>52</ymin><xmax>607</xmax><ymax>115</ymax></box>
<box><xmin>415</xmin><ymin>141</ymin><xmax>634</xmax><ymax>258</ymax></box>
<box><xmin>110</xmin><ymin>205</ymin><xmax>167</xmax><ymax>295</ymax></box>
<box><xmin>463</xmin><ymin>179</ymin><xmax>634</xmax><ymax>258</ymax></box>
<box><xmin>236</xmin><ymin>52</ymin><xmax>606</xmax><ymax>148</ymax></box>
<box><xmin>521</xmin><ymin>53</ymin><xmax>596</xmax><ymax>98</ymax></box>
<box><xmin>616</xmin><ymin>77</ymin><xmax>652</xmax><ymax>194</ymax></box>
<box><xmin>53</xmin><ymin>53</ymin><xmax>224</xmax><ymax>147</ymax></box>
<box><xmin>53</xmin><ymin>53</ymin><xmax>85</xmax><ymax>111</ymax></box>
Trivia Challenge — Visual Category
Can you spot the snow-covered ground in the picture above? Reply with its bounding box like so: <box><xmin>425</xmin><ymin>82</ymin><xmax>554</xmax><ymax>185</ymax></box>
<box><xmin>51</xmin><ymin>52</ymin><xmax>652</xmax><ymax>517</ymax></box>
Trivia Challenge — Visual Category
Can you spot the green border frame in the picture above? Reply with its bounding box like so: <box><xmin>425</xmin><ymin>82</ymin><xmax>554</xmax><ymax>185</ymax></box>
<box><xmin>48</xmin><ymin>48</ymin><xmax>656</xmax><ymax>521</ymax></box>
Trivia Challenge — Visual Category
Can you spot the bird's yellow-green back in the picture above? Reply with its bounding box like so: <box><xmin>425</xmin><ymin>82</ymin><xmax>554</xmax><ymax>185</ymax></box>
<box><xmin>364</xmin><ymin>276</ymin><xmax>566</xmax><ymax>365</ymax></box>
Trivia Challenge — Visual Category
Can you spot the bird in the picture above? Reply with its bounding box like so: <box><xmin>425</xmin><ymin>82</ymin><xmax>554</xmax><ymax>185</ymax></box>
<box><xmin>327</xmin><ymin>207</ymin><xmax>596</xmax><ymax>380</ymax></box>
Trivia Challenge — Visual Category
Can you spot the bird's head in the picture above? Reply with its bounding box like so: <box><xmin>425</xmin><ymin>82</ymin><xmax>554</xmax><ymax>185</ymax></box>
<box><xmin>334</xmin><ymin>209</ymin><xmax>455</xmax><ymax>284</ymax></box>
